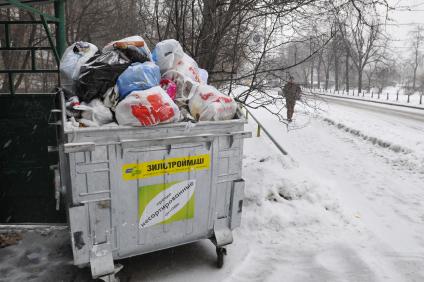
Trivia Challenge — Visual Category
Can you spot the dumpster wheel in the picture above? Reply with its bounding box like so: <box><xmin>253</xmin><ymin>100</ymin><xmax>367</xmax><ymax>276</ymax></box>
<box><xmin>216</xmin><ymin>247</ymin><xmax>227</xmax><ymax>268</ymax></box>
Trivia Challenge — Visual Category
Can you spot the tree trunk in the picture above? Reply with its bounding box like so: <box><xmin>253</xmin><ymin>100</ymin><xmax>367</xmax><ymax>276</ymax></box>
<box><xmin>413</xmin><ymin>65</ymin><xmax>418</xmax><ymax>91</ymax></box>
<box><xmin>325</xmin><ymin>67</ymin><xmax>330</xmax><ymax>90</ymax></box>
<box><xmin>345</xmin><ymin>52</ymin><xmax>349</xmax><ymax>92</ymax></box>
<box><xmin>317</xmin><ymin>55</ymin><xmax>322</xmax><ymax>89</ymax></box>
<box><xmin>310</xmin><ymin>60</ymin><xmax>314</xmax><ymax>88</ymax></box>
<box><xmin>334</xmin><ymin>46</ymin><xmax>339</xmax><ymax>91</ymax></box>
<box><xmin>358</xmin><ymin>68</ymin><xmax>363</xmax><ymax>94</ymax></box>
<box><xmin>197</xmin><ymin>0</ymin><xmax>217</xmax><ymax>69</ymax></box>
<box><xmin>303</xmin><ymin>69</ymin><xmax>309</xmax><ymax>87</ymax></box>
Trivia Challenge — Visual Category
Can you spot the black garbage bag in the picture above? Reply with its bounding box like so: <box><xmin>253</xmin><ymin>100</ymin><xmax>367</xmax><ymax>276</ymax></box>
<box><xmin>77</xmin><ymin>50</ymin><xmax>131</xmax><ymax>102</ymax></box>
<box><xmin>119</xmin><ymin>44</ymin><xmax>151</xmax><ymax>63</ymax></box>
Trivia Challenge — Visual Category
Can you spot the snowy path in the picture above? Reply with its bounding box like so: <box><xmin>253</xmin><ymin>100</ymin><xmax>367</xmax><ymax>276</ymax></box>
<box><xmin>235</xmin><ymin>97</ymin><xmax>424</xmax><ymax>281</ymax></box>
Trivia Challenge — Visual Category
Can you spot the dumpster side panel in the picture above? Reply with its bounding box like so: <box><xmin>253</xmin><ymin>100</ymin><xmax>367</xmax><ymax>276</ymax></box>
<box><xmin>67</xmin><ymin>144</ymin><xmax>117</xmax><ymax>263</ymax></box>
<box><xmin>115</xmin><ymin>140</ymin><xmax>214</xmax><ymax>258</ymax></box>
<box><xmin>215</xmin><ymin>136</ymin><xmax>243</xmax><ymax>219</ymax></box>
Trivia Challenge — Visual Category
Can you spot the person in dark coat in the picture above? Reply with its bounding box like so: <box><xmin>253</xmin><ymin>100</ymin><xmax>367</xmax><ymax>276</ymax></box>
<box><xmin>281</xmin><ymin>76</ymin><xmax>301</xmax><ymax>122</ymax></box>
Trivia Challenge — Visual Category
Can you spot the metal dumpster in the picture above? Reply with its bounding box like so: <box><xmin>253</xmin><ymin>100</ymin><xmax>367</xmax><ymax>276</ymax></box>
<box><xmin>53</xmin><ymin>91</ymin><xmax>251</xmax><ymax>281</ymax></box>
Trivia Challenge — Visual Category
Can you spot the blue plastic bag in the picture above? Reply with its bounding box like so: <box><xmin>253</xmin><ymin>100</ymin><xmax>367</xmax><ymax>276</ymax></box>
<box><xmin>116</xmin><ymin>62</ymin><xmax>161</xmax><ymax>99</ymax></box>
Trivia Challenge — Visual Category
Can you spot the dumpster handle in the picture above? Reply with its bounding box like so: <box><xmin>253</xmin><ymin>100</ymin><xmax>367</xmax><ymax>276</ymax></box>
<box><xmin>63</xmin><ymin>132</ymin><xmax>252</xmax><ymax>153</ymax></box>
<box><xmin>120</xmin><ymin>131</ymin><xmax>252</xmax><ymax>149</ymax></box>
<box><xmin>50</xmin><ymin>164</ymin><xmax>61</xmax><ymax>211</ymax></box>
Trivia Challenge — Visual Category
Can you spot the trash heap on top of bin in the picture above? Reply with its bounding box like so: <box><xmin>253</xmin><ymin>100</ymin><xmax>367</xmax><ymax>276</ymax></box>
<box><xmin>60</xmin><ymin>36</ymin><xmax>238</xmax><ymax>128</ymax></box>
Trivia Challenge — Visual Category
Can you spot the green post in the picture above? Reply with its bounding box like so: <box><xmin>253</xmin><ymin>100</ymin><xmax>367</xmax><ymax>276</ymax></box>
<box><xmin>54</xmin><ymin>0</ymin><xmax>66</xmax><ymax>58</ymax></box>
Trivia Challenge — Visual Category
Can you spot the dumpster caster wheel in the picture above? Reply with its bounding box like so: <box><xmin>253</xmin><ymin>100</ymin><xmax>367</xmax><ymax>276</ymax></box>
<box><xmin>216</xmin><ymin>247</ymin><xmax>227</xmax><ymax>268</ymax></box>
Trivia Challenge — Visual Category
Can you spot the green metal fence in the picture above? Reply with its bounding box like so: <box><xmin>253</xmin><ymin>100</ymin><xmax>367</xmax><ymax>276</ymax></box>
<box><xmin>0</xmin><ymin>0</ymin><xmax>66</xmax><ymax>223</ymax></box>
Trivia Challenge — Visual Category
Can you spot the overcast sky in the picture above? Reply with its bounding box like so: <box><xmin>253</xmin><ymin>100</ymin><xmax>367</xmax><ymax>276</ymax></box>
<box><xmin>385</xmin><ymin>0</ymin><xmax>424</xmax><ymax>57</ymax></box>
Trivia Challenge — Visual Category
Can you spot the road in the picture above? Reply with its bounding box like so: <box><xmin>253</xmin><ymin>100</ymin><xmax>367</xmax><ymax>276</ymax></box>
<box><xmin>319</xmin><ymin>94</ymin><xmax>424</xmax><ymax>122</ymax></box>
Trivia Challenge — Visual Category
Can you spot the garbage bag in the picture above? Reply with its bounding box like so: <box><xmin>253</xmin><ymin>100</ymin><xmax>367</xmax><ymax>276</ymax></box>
<box><xmin>103</xmin><ymin>86</ymin><xmax>120</xmax><ymax>111</ymax></box>
<box><xmin>60</xmin><ymin>41</ymin><xmax>98</xmax><ymax>97</ymax></box>
<box><xmin>116</xmin><ymin>62</ymin><xmax>160</xmax><ymax>99</ymax></box>
<box><xmin>159</xmin><ymin>78</ymin><xmax>177</xmax><ymax>100</ymax></box>
<box><xmin>173</xmin><ymin>53</ymin><xmax>203</xmax><ymax>83</ymax></box>
<box><xmin>152</xmin><ymin>39</ymin><xmax>202</xmax><ymax>83</ymax></box>
<box><xmin>103</xmin><ymin>35</ymin><xmax>151</xmax><ymax>63</ymax></box>
<box><xmin>199</xmin><ymin>68</ymin><xmax>208</xmax><ymax>84</ymax></box>
<box><xmin>152</xmin><ymin>39</ymin><xmax>184</xmax><ymax>72</ymax></box>
<box><xmin>162</xmin><ymin>70</ymin><xmax>200</xmax><ymax>101</ymax></box>
<box><xmin>115</xmin><ymin>86</ymin><xmax>180</xmax><ymax>126</ymax></box>
<box><xmin>188</xmin><ymin>85</ymin><xmax>237</xmax><ymax>121</ymax></box>
<box><xmin>65</xmin><ymin>96</ymin><xmax>82</xmax><ymax>118</ymax></box>
<box><xmin>74</xmin><ymin>99</ymin><xmax>114</xmax><ymax>127</ymax></box>
<box><xmin>77</xmin><ymin>50</ymin><xmax>131</xmax><ymax>102</ymax></box>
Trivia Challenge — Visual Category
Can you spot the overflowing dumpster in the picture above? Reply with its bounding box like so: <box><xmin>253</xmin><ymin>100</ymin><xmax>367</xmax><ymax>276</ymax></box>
<box><xmin>54</xmin><ymin>91</ymin><xmax>251</xmax><ymax>281</ymax></box>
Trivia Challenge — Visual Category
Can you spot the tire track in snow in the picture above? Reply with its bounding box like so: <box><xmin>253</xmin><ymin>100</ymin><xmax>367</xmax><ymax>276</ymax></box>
<box><xmin>322</xmin><ymin>117</ymin><xmax>411</xmax><ymax>154</ymax></box>
<box><xmin>321</xmin><ymin>117</ymin><xmax>424</xmax><ymax>177</ymax></box>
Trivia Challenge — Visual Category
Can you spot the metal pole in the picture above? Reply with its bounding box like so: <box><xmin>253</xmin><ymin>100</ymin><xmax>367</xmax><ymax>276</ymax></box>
<box><xmin>4</xmin><ymin>23</ymin><xmax>10</xmax><ymax>48</ymax></box>
<box><xmin>54</xmin><ymin>0</ymin><xmax>66</xmax><ymax>58</ymax></box>
<box><xmin>257</xmin><ymin>125</ymin><xmax>261</xmax><ymax>137</ymax></box>
<box><xmin>420</xmin><ymin>93</ymin><xmax>422</xmax><ymax>105</ymax></box>
<box><xmin>386</xmin><ymin>93</ymin><xmax>389</xmax><ymax>100</ymax></box>
<box><xmin>40</xmin><ymin>15</ymin><xmax>60</xmax><ymax>65</ymax></box>
<box><xmin>8</xmin><ymin>73</ymin><xmax>14</xmax><ymax>95</ymax></box>
<box><xmin>396</xmin><ymin>91</ymin><xmax>399</xmax><ymax>101</ymax></box>
<box><xmin>244</xmin><ymin>107</ymin><xmax>288</xmax><ymax>155</ymax></box>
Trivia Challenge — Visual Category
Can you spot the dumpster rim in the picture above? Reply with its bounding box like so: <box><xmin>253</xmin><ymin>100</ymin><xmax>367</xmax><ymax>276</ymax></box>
<box><xmin>63</xmin><ymin>113</ymin><xmax>247</xmax><ymax>134</ymax></box>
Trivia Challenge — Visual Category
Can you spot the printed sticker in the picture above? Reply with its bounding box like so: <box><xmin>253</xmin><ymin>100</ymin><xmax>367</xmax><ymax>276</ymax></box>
<box><xmin>138</xmin><ymin>180</ymin><xmax>195</xmax><ymax>229</ymax></box>
<box><xmin>123</xmin><ymin>154</ymin><xmax>210</xmax><ymax>180</ymax></box>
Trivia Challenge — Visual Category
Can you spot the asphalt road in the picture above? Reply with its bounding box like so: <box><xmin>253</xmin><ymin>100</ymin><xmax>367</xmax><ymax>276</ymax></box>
<box><xmin>318</xmin><ymin>94</ymin><xmax>424</xmax><ymax>122</ymax></box>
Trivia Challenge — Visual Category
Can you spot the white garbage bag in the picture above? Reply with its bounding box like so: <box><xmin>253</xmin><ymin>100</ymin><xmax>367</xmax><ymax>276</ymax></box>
<box><xmin>162</xmin><ymin>70</ymin><xmax>200</xmax><ymax>102</ymax></box>
<box><xmin>152</xmin><ymin>39</ymin><xmax>184</xmax><ymax>72</ymax></box>
<box><xmin>152</xmin><ymin>39</ymin><xmax>203</xmax><ymax>83</ymax></box>
<box><xmin>188</xmin><ymin>85</ymin><xmax>237</xmax><ymax>121</ymax></box>
<box><xmin>199</xmin><ymin>68</ymin><xmax>208</xmax><ymax>84</ymax></box>
<box><xmin>115</xmin><ymin>86</ymin><xmax>180</xmax><ymax>126</ymax></box>
<box><xmin>173</xmin><ymin>53</ymin><xmax>203</xmax><ymax>83</ymax></box>
<box><xmin>74</xmin><ymin>99</ymin><xmax>113</xmax><ymax>127</ymax></box>
<box><xmin>60</xmin><ymin>41</ymin><xmax>98</xmax><ymax>97</ymax></box>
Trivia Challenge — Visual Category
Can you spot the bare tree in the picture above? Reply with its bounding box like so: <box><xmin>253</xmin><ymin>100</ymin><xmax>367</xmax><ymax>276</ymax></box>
<box><xmin>1</xmin><ymin>0</ymin><xmax>391</xmax><ymax>121</ymax></box>
<box><xmin>340</xmin><ymin>15</ymin><xmax>382</xmax><ymax>93</ymax></box>
<box><xmin>409</xmin><ymin>25</ymin><xmax>424</xmax><ymax>91</ymax></box>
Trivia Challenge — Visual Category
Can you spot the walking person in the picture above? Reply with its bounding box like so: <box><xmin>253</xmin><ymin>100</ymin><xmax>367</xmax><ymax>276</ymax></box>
<box><xmin>281</xmin><ymin>76</ymin><xmax>301</xmax><ymax>122</ymax></box>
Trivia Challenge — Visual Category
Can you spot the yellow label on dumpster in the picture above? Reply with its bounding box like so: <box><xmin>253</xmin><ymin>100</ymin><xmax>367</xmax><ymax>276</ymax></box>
<box><xmin>122</xmin><ymin>154</ymin><xmax>210</xmax><ymax>181</ymax></box>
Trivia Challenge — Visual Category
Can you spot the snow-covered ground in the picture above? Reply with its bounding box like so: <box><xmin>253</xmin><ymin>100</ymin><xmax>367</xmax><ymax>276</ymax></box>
<box><xmin>236</xmin><ymin>97</ymin><xmax>424</xmax><ymax>281</ymax></box>
<box><xmin>311</xmin><ymin>86</ymin><xmax>424</xmax><ymax>108</ymax></box>
<box><xmin>1</xmin><ymin>96</ymin><xmax>424</xmax><ymax>281</ymax></box>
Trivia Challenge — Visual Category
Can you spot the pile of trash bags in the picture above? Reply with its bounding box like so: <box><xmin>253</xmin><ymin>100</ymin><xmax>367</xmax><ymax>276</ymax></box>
<box><xmin>60</xmin><ymin>36</ymin><xmax>237</xmax><ymax>128</ymax></box>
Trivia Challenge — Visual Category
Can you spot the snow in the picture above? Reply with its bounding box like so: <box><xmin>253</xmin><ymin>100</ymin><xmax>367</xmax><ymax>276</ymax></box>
<box><xmin>1</xmin><ymin>95</ymin><xmax>424</xmax><ymax>281</ymax></box>
<box><xmin>315</xmin><ymin>86</ymin><xmax>424</xmax><ymax>108</ymax></box>
<box><xmin>235</xmin><ymin>96</ymin><xmax>424</xmax><ymax>281</ymax></box>
<box><xmin>3</xmin><ymin>139</ymin><xmax>12</xmax><ymax>149</ymax></box>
